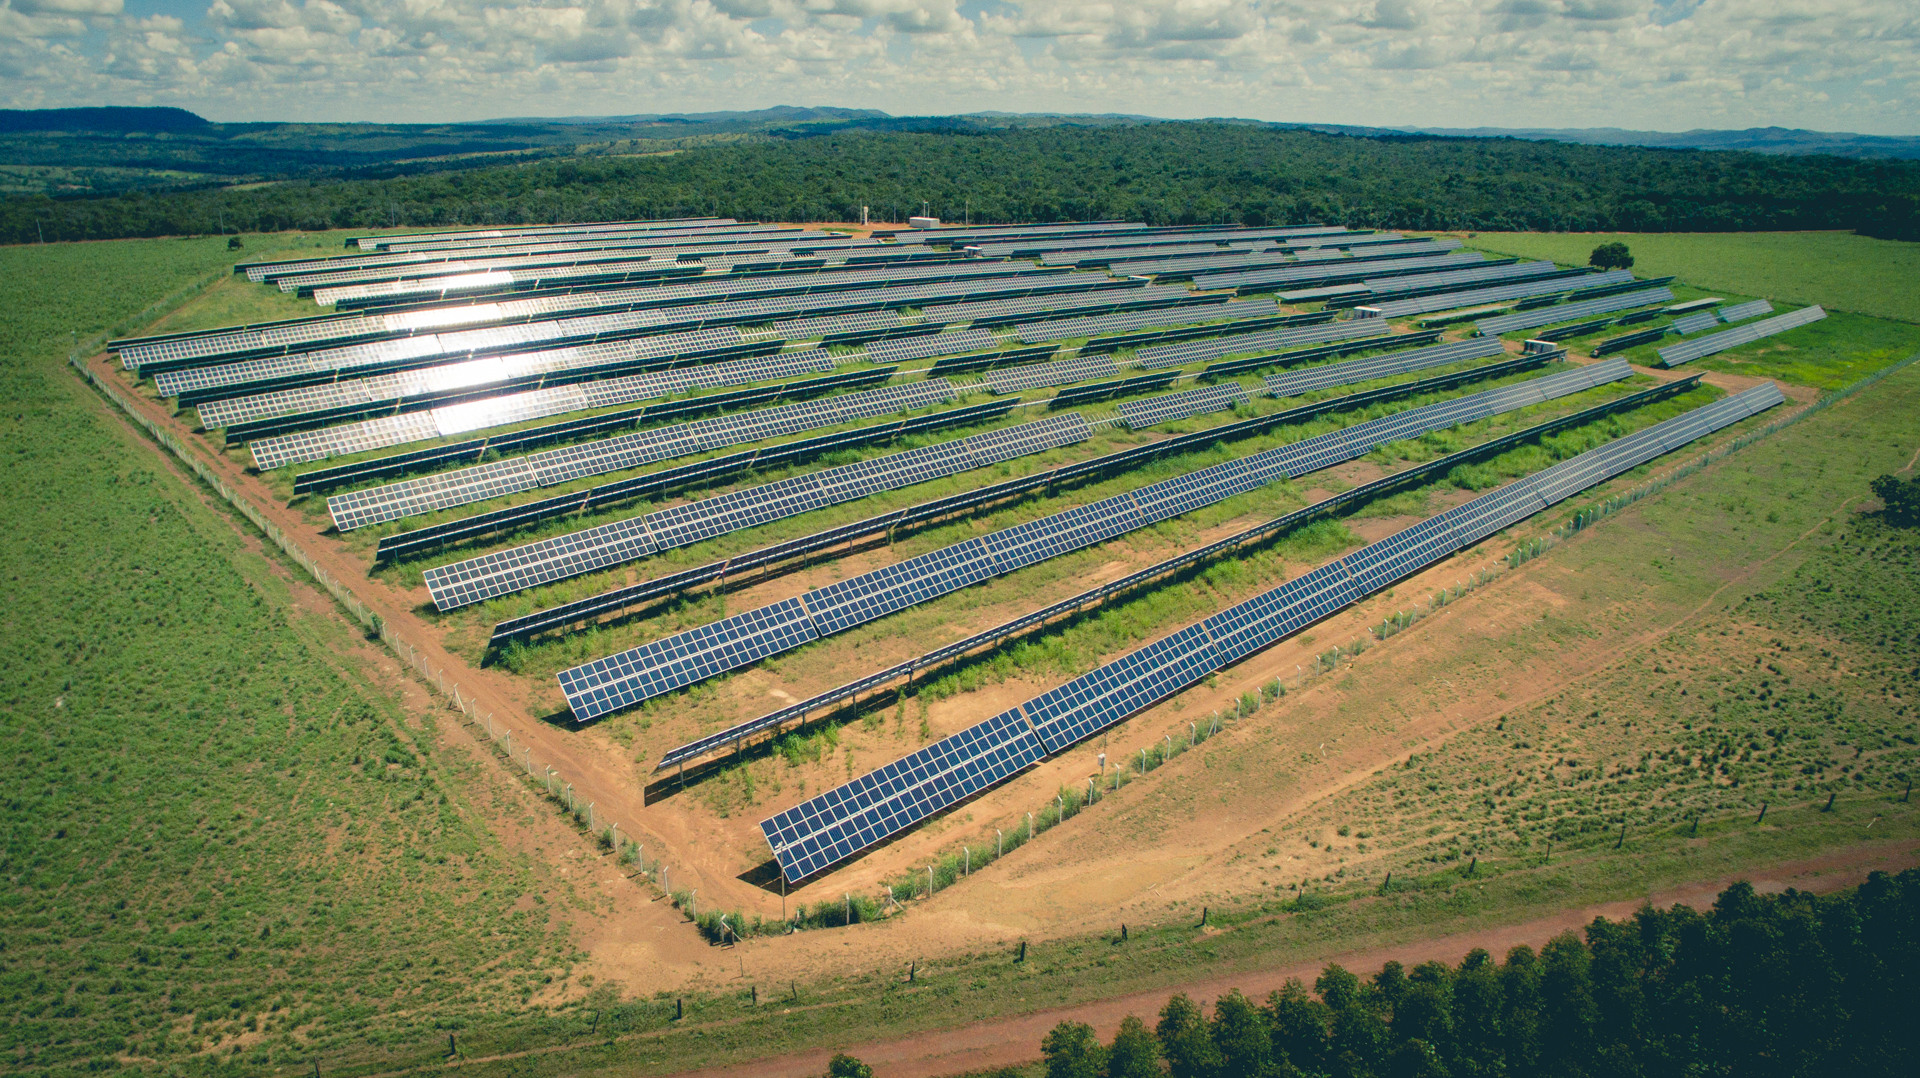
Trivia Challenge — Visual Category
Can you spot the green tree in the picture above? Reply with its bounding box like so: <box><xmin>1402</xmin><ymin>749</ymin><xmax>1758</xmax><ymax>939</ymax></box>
<box><xmin>1264</xmin><ymin>979</ymin><xmax>1332</xmax><ymax>1077</ymax></box>
<box><xmin>1211</xmin><ymin>989</ymin><xmax>1273</xmax><ymax>1078</ymax></box>
<box><xmin>1041</xmin><ymin>1020</ymin><xmax>1106</xmax><ymax>1078</ymax></box>
<box><xmin>1589</xmin><ymin>241</ymin><xmax>1634</xmax><ymax>269</ymax></box>
<box><xmin>1870</xmin><ymin>474</ymin><xmax>1920</xmax><ymax>525</ymax></box>
<box><xmin>1107</xmin><ymin>1014</ymin><xmax>1165</xmax><ymax>1078</ymax></box>
<box><xmin>1160</xmin><ymin>993</ymin><xmax>1224</xmax><ymax>1078</ymax></box>
<box><xmin>826</xmin><ymin>1053</ymin><xmax>874</xmax><ymax>1078</ymax></box>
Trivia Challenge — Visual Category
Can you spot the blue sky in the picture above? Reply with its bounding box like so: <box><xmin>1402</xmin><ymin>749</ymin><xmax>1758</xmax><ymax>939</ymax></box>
<box><xmin>3</xmin><ymin>1</ymin><xmax>1915</xmax><ymax>135</ymax></box>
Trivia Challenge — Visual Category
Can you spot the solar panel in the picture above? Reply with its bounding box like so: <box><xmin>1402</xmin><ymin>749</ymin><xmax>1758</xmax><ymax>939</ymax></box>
<box><xmin>1361</xmin><ymin>260</ymin><xmax>1569</xmax><ymax>296</ymax></box>
<box><xmin>1262</xmin><ymin>337</ymin><xmax>1506</xmax><ymax>399</ymax></box>
<box><xmin>979</xmin><ymin>355</ymin><xmax>1121</xmax><ymax>394</ymax></box>
<box><xmin>863</xmin><ymin>328</ymin><xmax>999</xmax><ymax>365</ymax></box>
<box><xmin>1192</xmin><ymin>249</ymin><xmax>1480</xmax><ymax>292</ymax></box>
<box><xmin>915</xmin><ymin>284</ymin><xmax>1198</xmax><ymax>327</ymax></box>
<box><xmin>1024</xmin><ymin>623</ymin><xmax>1222</xmax><ymax>752</ymax></box>
<box><xmin>555</xmin><ymin>362</ymin><xmax>1627</xmax><ymax>718</ymax></box>
<box><xmin>1366</xmin><ymin>270</ymin><xmax>1632</xmax><ymax>318</ymax></box>
<box><xmin>1116</xmin><ymin>382</ymin><xmax>1253</xmax><ymax>428</ymax></box>
<box><xmin>1655</xmin><ymin>306</ymin><xmax>1826</xmax><ymax>367</ymax></box>
<box><xmin>762</xmin><ymin>709</ymin><xmax>1046</xmax><ymax>881</ymax></box>
<box><xmin>187</xmin><ymin>326</ymin><xmax>750</xmax><ymax>425</ymax></box>
<box><xmin>423</xmin><ymin>407</ymin><xmax>1089</xmax><ymax>610</ymax></box>
<box><xmin>1014</xmin><ymin>301</ymin><xmax>1272</xmax><ymax>345</ymax></box>
<box><xmin>1719</xmin><ymin>299</ymin><xmax>1774</xmax><ymax>323</ymax></box>
<box><xmin>751</xmin><ymin>380</ymin><xmax>1787</xmax><ymax>879</ymax></box>
<box><xmin>1050</xmin><ymin>372</ymin><xmax>1180</xmax><ymax>407</ymax></box>
<box><xmin>1471</xmin><ymin>287</ymin><xmax>1675</xmax><ymax>336</ymax></box>
<box><xmin>246</xmin><ymin>350</ymin><xmax>839</xmax><ymax>470</ymax></box>
<box><xmin>561</xmin><ymin>597</ymin><xmax>821</xmax><ymax>721</ymax></box>
<box><xmin>1669</xmin><ymin>310</ymin><xmax>1721</xmax><ymax>334</ymax></box>
<box><xmin>1132</xmin><ymin>320</ymin><xmax>1389</xmax><ymax>371</ymax></box>
<box><xmin>327</xmin><ymin>378</ymin><xmax>982</xmax><ymax>531</ymax></box>
<box><xmin>124</xmin><ymin>262</ymin><xmax>1075</xmax><ymax>372</ymax></box>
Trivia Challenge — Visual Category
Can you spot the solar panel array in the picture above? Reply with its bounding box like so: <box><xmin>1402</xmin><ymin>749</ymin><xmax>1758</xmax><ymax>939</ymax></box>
<box><xmin>1131</xmin><ymin>320</ymin><xmax>1390</xmax><ymax>371</ymax></box>
<box><xmin>1191</xmin><ymin>247</ymin><xmax>1477</xmax><ymax>292</ymax></box>
<box><xmin>913</xmin><ymin>283</ymin><xmax>1196</xmax><ymax>327</ymax></box>
<box><xmin>1656</xmin><ymin>306</ymin><xmax>1828</xmax><ymax>367</ymax></box>
<box><xmin>1115</xmin><ymin>382</ymin><xmax>1253</xmax><ymax>428</ymax></box>
<box><xmin>750</xmin><ymin>310</ymin><xmax>901</xmax><ymax>341</ymax></box>
<box><xmin>863</xmin><ymin>328</ymin><xmax>999</xmax><ymax>365</ymax></box>
<box><xmin>1718</xmin><ymin>299</ymin><xmax>1775</xmax><ymax>323</ymax></box>
<box><xmin>247</xmin><ymin>350</ymin><xmax>839</xmax><ymax>470</ymax></box>
<box><xmin>1013</xmin><ymin>301</ymin><xmax>1271</xmax><ymax>345</ymax></box>
<box><xmin>557</xmin><ymin>361</ymin><xmax>1630</xmax><ymax>721</ymax></box>
<box><xmin>425</xmin><ymin>409</ymin><xmax>1092</xmax><ymax>610</ymax></box>
<box><xmin>1262</xmin><ymin>337</ymin><xmax>1507</xmax><ymax>399</ymax></box>
<box><xmin>1471</xmin><ymin>287</ymin><xmax>1676</xmax><ymax>336</ymax></box>
<box><xmin>1360</xmin><ymin>260</ymin><xmax>1568</xmax><ymax>296</ymax></box>
<box><xmin>758</xmin><ymin>380</ymin><xmax>1784</xmax><ymax>881</ymax></box>
<box><xmin>328</xmin><ymin>378</ymin><xmax>976</xmax><ymax>530</ymax></box>
<box><xmin>1366</xmin><ymin>269</ymin><xmax>1631</xmax><ymax>318</ymax></box>
<box><xmin>978</xmin><ymin>354</ymin><xmax>1121</xmax><ymax>394</ymax></box>
<box><xmin>189</xmin><ymin>326</ymin><xmax>752</xmax><ymax>427</ymax></box>
<box><xmin>121</xmin><ymin>261</ymin><xmax>1066</xmax><ymax>371</ymax></box>
<box><xmin>1669</xmin><ymin>311</ymin><xmax>1721</xmax><ymax>334</ymax></box>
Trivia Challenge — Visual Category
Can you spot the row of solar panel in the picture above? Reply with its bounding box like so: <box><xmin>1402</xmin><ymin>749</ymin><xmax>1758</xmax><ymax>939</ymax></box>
<box><xmin>238</xmin><ymin>285</ymin><xmax>1221</xmax><ymax>467</ymax></box>
<box><xmin>122</xmin><ymin>259</ymin><xmax>1059</xmax><ymax>370</ymax></box>
<box><xmin>1132</xmin><ymin>318</ymin><xmax>1388</xmax><ymax>370</ymax></box>
<box><xmin>1013</xmin><ymin>300</ymin><xmax>1266</xmax><ymax>344</ymax></box>
<box><xmin>326</xmin><ymin>377</ymin><xmax>971</xmax><ymax>530</ymax></box>
<box><xmin>1020</xmin><ymin>228</ymin><xmax>1378</xmax><ymax>263</ymax></box>
<box><xmin>469</xmin><ymin>343</ymin><xmax>1540</xmax><ymax>634</ymax></box>
<box><xmin>670</xmin><ymin>371</ymin><xmax>1703</xmax><ymax>770</ymax></box>
<box><xmin>1657</xmin><ymin>306</ymin><xmax>1826</xmax><ymax>367</ymax></box>
<box><xmin>247</xmin><ymin>350</ymin><xmax>843</xmax><ymax>470</ymax></box>
<box><xmin>1189</xmin><ymin>245</ymin><xmax>1474</xmax><ymax>291</ymax></box>
<box><xmin>1364</xmin><ymin>269</ymin><xmax>1633</xmax><ymax>318</ymax></box>
<box><xmin>1472</xmin><ymin>287</ymin><xmax>1677</xmax><ymax>336</ymax></box>
<box><xmin>758</xmin><ymin>380</ymin><xmax>1785</xmax><ymax>881</ymax></box>
<box><xmin>190</xmin><ymin>326</ymin><xmax>754</xmax><ymax>428</ymax></box>
<box><xmin>256</xmin><ymin>228</ymin><xmax>806</xmax><ymax>286</ymax></box>
<box><xmin>556</xmin><ymin>361</ymin><xmax>1630</xmax><ymax>721</ymax></box>
<box><xmin>422</xmin><ymin>410</ymin><xmax>1095</xmax><ymax>610</ymax></box>
<box><xmin>490</xmin><ymin>353</ymin><xmax>1555</xmax><ymax>652</ymax></box>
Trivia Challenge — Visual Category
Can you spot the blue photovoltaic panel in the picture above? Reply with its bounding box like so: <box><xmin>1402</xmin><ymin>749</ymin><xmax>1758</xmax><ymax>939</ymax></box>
<box><xmin>981</xmin><ymin>496</ymin><xmax>1146</xmax><ymax>574</ymax></box>
<box><xmin>1013</xmin><ymin>301</ymin><xmax>1271</xmax><ymax>345</ymax></box>
<box><xmin>554</xmin><ymin>363</ymin><xmax>1627</xmax><ymax>717</ymax></box>
<box><xmin>1262</xmin><ymin>337</ymin><xmax>1505</xmax><ymax>399</ymax></box>
<box><xmin>1366</xmin><ymin>270</ymin><xmax>1632</xmax><ymax>318</ymax></box>
<box><xmin>1024</xmin><ymin>623</ymin><xmax>1222</xmax><ymax>753</ymax></box>
<box><xmin>1132</xmin><ymin>320</ymin><xmax>1387</xmax><ymax>371</ymax></box>
<box><xmin>1656</xmin><ymin>306</ymin><xmax>1826</xmax><ymax>367</ymax></box>
<box><xmin>979</xmin><ymin>354</ymin><xmax>1120</xmax><ymax>394</ymax></box>
<box><xmin>754</xmin><ymin>381</ymin><xmax>1788</xmax><ymax>878</ymax></box>
<box><xmin>422</xmin><ymin>400</ymin><xmax>1083</xmax><ymax>611</ymax></box>
<box><xmin>763</xmin><ymin>710</ymin><xmax>1046</xmax><ymax>881</ymax></box>
<box><xmin>800</xmin><ymin>540</ymin><xmax>999</xmax><ymax>635</ymax></box>
<box><xmin>560</xmin><ymin>597</ymin><xmax>820</xmax><ymax>721</ymax></box>
<box><xmin>1669</xmin><ymin>310</ymin><xmax>1720</xmax><ymax>334</ymax></box>
<box><xmin>1116</xmin><ymin>382</ymin><xmax>1252</xmax><ymax>428</ymax></box>
<box><xmin>1718</xmin><ymin>299</ymin><xmax>1774</xmax><ymax>323</ymax></box>
<box><xmin>1470</xmin><ymin>287</ymin><xmax>1675</xmax><ymax>336</ymax></box>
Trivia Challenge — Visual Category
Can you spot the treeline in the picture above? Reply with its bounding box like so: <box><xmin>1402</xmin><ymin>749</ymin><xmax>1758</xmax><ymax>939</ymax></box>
<box><xmin>1036</xmin><ymin>871</ymin><xmax>1920</xmax><ymax>1078</ymax></box>
<box><xmin>5</xmin><ymin>124</ymin><xmax>1919</xmax><ymax>244</ymax></box>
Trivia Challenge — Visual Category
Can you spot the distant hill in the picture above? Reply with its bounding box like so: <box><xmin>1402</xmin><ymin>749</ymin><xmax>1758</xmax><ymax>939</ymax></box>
<box><xmin>2</xmin><ymin>103</ymin><xmax>1916</xmax><ymax>201</ymax></box>
<box><xmin>0</xmin><ymin>106</ymin><xmax>211</xmax><ymax>134</ymax></box>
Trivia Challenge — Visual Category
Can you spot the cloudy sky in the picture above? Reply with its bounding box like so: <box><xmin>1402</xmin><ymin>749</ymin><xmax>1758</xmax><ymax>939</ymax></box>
<box><xmin>2</xmin><ymin>1</ymin><xmax>1916</xmax><ymax>134</ymax></box>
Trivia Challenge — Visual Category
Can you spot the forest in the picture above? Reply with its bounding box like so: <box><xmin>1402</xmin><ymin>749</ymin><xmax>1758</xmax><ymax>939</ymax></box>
<box><xmin>1032</xmin><ymin>872</ymin><xmax>1920</xmax><ymax>1078</ymax></box>
<box><xmin>5</xmin><ymin>123</ymin><xmax>1918</xmax><ymax>245</ymax></box>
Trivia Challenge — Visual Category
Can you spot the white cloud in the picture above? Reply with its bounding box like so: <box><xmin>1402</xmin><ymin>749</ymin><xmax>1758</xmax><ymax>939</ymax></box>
<box><xmin>0</xmin><ymin>0</ymin><xmax>1909</xmax><ymax>134</ymax></box>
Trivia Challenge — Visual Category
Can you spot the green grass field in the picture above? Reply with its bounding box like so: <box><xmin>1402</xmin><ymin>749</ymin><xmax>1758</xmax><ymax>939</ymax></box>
<box><xmin>0</xmin><ymin>237</ymin><xmax>582</xmax><ymax>1074</ymax></box>
<box><xmin>3</xmin><ymin>228</ymin><xmax>1918</xmax><ymax>1077</ymax></box>
<box><xmin>1456</xmin><ymin>230</ymin><xmax>1920</xmax><ymax>324</ymax></box>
